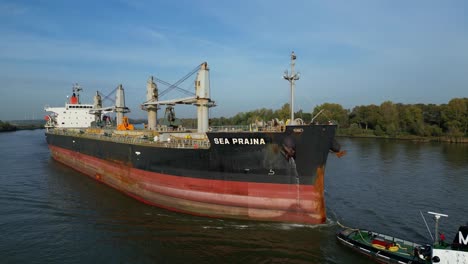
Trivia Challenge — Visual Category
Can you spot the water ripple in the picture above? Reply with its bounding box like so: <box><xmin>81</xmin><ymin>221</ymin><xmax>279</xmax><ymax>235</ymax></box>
<box><xmin>0</xmin><ymin>131</ymin><xmax>467</xmax><ymax>263</ymax></box>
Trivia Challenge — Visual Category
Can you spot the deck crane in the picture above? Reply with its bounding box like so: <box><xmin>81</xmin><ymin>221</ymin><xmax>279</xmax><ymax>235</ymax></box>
<box><xmin>142</xmin><ymin>62</ymin><xmax>216</xmax><ymax>133</ymax></box>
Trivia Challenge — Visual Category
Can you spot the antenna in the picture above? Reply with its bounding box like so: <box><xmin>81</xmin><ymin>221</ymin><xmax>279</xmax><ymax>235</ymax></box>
<box><xmin>420</xmin><ymin>211</ymin><xmax>433</xmax><ymax>241</ymax></box>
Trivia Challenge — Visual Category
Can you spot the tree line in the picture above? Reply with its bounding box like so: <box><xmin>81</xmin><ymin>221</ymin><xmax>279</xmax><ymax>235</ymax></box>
<box><xmin>5</xmin><ymin>97</ymin><xmax>465</xmax><ymax>139</ymax></box>
<box><xmin>208</xmin><ymin>98</ymin><xmax>468</xmax><ymax>139</ymax></box>
<box><xmin>0</xmin><ymin>121</ymin><xmax>17</xmax><ymax>132</ymax></box>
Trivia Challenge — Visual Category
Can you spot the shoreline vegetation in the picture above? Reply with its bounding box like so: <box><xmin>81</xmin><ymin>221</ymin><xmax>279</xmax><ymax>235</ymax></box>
<box><xmin>206</xmin><ymin>97</ymin><xmax>468</xmax><ymax>143</ymax></box>
<box><xmin>0</xmin><ymin>121</ymin><xmax>17</xmax><ymax>132</ymax></box>
<box><xmin>2</xmin><ymin>98</ymin><xmax>467</xmax><ymax>143</ymax></box>
<box><xmin>0</xmin><ymin>120</ymin><xmax>43</xmax><ymax>132</ymax></box>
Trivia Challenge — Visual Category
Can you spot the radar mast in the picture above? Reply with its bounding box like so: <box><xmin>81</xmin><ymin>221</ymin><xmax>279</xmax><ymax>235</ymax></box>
<box><xmin>283</xmin><ymin>52</ymin><xmax>300</xmax><ymax>125</ymax></box>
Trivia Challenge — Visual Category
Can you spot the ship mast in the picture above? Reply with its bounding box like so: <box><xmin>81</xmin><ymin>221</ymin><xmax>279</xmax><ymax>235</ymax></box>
<box><xmin>72</xmin><ymin>83</ymin><xmax>82</xmax><ymax>103</ymax></box>
<box><xmin>283</xmin><ymin>51</ymin><xmax>300</xmax><ymax>125</ymax></box>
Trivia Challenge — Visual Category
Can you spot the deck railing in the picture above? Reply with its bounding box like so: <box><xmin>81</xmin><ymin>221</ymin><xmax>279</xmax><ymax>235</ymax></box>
<box><xmin>46</xmin><ymin>122</ymin><xmax>290</xmax><ymax>149</ymax></box>
<box><xmin>209</xmin><ymin>125</ymin><xmax>285</xmax><ymax>132</ymax></box>
<box><xmin>47</xmin><ymin>129</ymin><xmax>211</xmax><ymax>149</ymax></box>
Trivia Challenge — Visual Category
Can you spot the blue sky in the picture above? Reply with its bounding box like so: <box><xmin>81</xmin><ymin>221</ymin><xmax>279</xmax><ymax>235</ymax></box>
<box><xmin>1</xmin><ymin>0</ymin><xmax>467</xmax><ymax>121</ymax></box>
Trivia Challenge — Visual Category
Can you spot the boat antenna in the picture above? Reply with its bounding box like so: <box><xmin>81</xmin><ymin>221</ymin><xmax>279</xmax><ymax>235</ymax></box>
<box><xmin>72</xmin><ymin>83</ymin><xmax>82</xmax><ymax>103</ymax></box>
<box><xmin>420</xmin><ymin>210</ymin><xmax>434</xmax><ymax>241</ymax></box>
<box><xmin>428</xmin><ymin>211</ymin><xmax>448</xmax><ymax>245</ymax></box>
<box><xmin>283</xmin><ymin>51</ymin><xmax>300</xmax><ymax>125</ymax></box>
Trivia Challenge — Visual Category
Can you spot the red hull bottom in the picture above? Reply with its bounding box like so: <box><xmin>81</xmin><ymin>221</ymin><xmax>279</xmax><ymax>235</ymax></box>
<box><xmin>49</xmin><ymin>145</ymin><xmax>327</xmax><ymax>224</ymax></box>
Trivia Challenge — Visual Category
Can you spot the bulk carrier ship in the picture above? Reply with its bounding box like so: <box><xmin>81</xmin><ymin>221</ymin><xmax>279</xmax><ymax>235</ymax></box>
<box><xmin>44</xmin><ymin>52</ymin><xmax>344</xmax><ymax>224</ymax></box>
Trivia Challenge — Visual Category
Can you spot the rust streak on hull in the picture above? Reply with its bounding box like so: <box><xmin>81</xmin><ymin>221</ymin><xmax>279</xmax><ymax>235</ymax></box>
<box><xmin>49</xmin><ymin>145</ymin><xmax>327</xmax><ymax>224</ymax></box>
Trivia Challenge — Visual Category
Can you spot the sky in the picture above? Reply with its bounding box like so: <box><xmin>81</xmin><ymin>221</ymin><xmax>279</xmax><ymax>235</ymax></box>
<box><xmin>1</xmin><ymin>0</ymin><xmax>467</xmax><ymax>121</ymax></box>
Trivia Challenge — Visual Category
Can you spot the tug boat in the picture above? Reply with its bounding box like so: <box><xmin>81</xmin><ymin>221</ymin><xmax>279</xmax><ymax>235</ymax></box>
<box><xmin>336</xmin><ymin>212</ymin><xmax>468</xmax><ymax>263</ymax></box>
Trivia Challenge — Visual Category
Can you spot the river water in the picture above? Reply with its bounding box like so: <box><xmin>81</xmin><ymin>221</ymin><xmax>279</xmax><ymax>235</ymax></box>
<box><xmin>0</xmin><ymin>129</ymin><xmax>467</xmax><ymax>263</ymax></box>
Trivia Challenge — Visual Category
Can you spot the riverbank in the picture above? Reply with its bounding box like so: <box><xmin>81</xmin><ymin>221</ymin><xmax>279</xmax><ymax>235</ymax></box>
<box><xmin>0</xmin><ymin>126</ymin><xmax>44</xmax><ymax>132</ymax></box>
<box><xmin>337</xmin><ymin>133</ymin><xmax>468</xmax><ymax>143</ymax></box>
<box><xmin>2</xmin><ymin>119</ymin><xmax>467</xmax><ymax>143</ymax></box>
<box><xmin>0</xmin><ymin>120</ymin><xmax>44</xmax><ymax>132</ymax></box>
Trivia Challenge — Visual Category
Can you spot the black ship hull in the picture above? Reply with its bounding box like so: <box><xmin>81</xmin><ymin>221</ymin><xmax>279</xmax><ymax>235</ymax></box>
<box><xmin>46</xmin><ymin>124</ymin><xmax>338</xmax><ymax>224</ymax></box>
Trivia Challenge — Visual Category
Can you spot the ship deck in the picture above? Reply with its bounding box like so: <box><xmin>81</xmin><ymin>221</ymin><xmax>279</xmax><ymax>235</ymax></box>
<box><xmin>45</xmin><ymin>124</ymin><xmax>288</xmax><ymax>150</ymax></box>
<box><xmin>46</xmin><ymin>128</ymin><xmax>211</xmax><ymax>149</ymax></box>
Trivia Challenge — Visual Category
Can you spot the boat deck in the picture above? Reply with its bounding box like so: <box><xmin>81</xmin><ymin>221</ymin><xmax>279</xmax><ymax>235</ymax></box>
<box><xmin>348</xmin><ymin>229</ymin><xmax>418</xmax><ymax>257</ymax></box>
<box><xmin>338</xmin><ymin>226</ymin><xmax>466</xmax><ymax>264</ymax></box>
<box><xmin>337</xmin><ymin>228</ymin><xmax>435</xmax><ymax>263</ymax></box>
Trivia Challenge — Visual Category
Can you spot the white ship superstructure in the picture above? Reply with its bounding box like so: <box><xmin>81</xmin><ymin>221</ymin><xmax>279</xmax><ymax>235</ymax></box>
<box><xmin>45</xmin><ymin>104</ymin><xmax>95</xmax><ymax>128</ymax></box>
<box><xmin>44</xmin><ymin>84</ymin><xmax>109</xmax><ymax>128</ymax></box>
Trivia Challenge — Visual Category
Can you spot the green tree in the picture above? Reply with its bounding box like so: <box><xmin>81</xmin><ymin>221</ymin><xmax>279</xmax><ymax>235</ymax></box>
<box><xmin>349</xmin><ymin>104</ymin><xmax>381</xmax><ymax>130</ymax></box>
<box><xmin>0</xmin><ymin>120</ymin><xmax>16</xmax><ymax>132</ymax></box>
<box><xmin>274</xmin><ymin>103</ymin><xmax>291</xmax><ymax>121</ymax></box>
<box><xmin>418</xmin><ymin>103</ymin><xmax>442</xmax><ymax>127</ymax></box>
<box><xmin>312</xmin><ymin>103</ymin><xmax>349</xmax><ymax>127</ymax></box>
<box><xmin>374</xmin><ymin>125</ymin><xmax>385</xmax><ymax>136</ymax></box>
<box><xmin>399</xmin><ymin>105</ymin><xmax>424</xmax><ymax>136</ymax></box>
<box><xmin>379</xmin><ymin>101</ymin><xmax>399</xmax><ymax>136</ymax></box>
<box><xmin>442</xmin><ymin>98</ymin><xmax>468</xmax><ymax>136</ymax></box>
